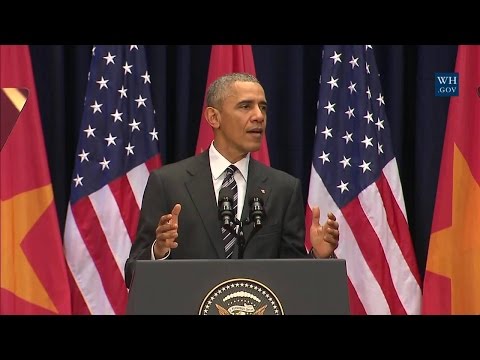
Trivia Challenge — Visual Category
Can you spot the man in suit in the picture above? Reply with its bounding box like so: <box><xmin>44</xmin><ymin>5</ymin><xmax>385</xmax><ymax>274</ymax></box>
<box><xmin>125</xmin><ymin>73</ymin><xmax>339</xmax><ymax>287</ymax></box>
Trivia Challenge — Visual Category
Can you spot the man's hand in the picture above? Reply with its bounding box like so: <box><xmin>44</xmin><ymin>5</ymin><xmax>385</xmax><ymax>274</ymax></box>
<box><xmin>154</xmin><ymin>204</ymin><xmax>181</xmax><ymax>258</ymax></box>
<box><xmin>310</xmin><ymin>206</ymin><xmax>339</xmax><ymax>258</ymax></box>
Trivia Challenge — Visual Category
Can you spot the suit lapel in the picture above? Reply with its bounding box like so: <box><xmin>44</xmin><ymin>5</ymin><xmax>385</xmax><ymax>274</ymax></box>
<box><xmin>185</xmin><ymin>152</ymin><xmax>225</xmax><ymax>258</ymax></box>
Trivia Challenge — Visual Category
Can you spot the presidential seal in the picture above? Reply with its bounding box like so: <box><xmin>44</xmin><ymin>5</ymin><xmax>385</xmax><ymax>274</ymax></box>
<box><xmin>199</xmin><ymin>278</ymin><xmax>284</xmax><ymax>315</ymax></box>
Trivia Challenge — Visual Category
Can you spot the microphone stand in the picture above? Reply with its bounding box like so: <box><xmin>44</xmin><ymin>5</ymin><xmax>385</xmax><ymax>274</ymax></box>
<box><xmin>222</xmin><ymin>217</ymin><xmax>259</xmax><ymax>259</ymax></box>
<box><xmin>237</xmin><ymin>217</ymin><xmax>262</xmax><ymax>259</ymax></box>
<box><xmin>220</xmin><ymin>198</ymin><xmax>264</xmax><ymax>259</ymax></box>
<box><xmin>238</xmin><ymin>220</ymin><xmax>247</xmax><ymax>260</ymax></box>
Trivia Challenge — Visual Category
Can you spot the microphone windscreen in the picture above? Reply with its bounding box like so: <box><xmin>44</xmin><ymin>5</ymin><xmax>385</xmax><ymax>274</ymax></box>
<box><xmin>249</xmin><ymin>189</ymin><xmax>265</xmax><ymax>205</ymax></box>
<box><xmin>219</xmin><ymin>187</ymin><xmax>234</xmax><ymax>203</ymax></box>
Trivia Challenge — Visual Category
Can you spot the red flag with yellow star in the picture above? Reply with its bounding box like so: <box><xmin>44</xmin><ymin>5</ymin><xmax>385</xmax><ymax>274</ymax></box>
<box><xmin>0</xmin><ymin>45</ymin><xmax>71</xmax><ymax>314</ymax></box>
<box><xmin>422</xmin><ymin>45</ymin><xmax>480</xmax><ymax>314</ymax></box>
<box><xmin>195</xmin><ymin>45</ymin><xmax>270</xmax><ymax>165</ymax></box>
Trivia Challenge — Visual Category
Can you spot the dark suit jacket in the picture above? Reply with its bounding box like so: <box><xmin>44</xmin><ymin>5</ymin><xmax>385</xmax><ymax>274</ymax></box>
<box><xmin>124</xmin><ymin>151</ymin><xmax>308</xmax><ymax>286</ymax></box>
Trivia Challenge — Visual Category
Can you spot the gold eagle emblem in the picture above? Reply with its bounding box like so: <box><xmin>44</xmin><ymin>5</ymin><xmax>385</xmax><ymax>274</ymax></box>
<box><xmin>215</xmin><ymin>303</ymin><xmax>267</xmax><ymax>315</ymax></box>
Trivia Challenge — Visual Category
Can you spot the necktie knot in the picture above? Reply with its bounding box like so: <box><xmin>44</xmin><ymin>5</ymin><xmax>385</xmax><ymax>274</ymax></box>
<box><xmin>225</xmin><ymin>165</ymin><xmax>237</xmax><ymax>177</ymax></box>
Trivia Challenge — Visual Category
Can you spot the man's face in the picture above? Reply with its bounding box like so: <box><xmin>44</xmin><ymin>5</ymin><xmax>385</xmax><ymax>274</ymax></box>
<box><xmin>215</xmin><ymin>81</ymin><xmax>267</xmax><ymax>161</ymax></box>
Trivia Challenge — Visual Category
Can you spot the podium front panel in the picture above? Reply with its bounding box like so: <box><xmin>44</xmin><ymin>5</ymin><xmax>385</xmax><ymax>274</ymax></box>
<box><xmin>127</xmin><ymin>259</ymin><xmax>350</xmax><ymax>315</ymax></box>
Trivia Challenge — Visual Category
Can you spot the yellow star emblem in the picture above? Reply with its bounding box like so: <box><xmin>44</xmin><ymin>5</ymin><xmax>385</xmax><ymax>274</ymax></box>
<box><xmin>427</xmin><ymin>144</ymin><xmax>480</xmax><ymax>314</ymax></box>
<box><xmin>1</xmin><ymin>184</ymin><xmax>59</xmax><ymax>313</ymax></box>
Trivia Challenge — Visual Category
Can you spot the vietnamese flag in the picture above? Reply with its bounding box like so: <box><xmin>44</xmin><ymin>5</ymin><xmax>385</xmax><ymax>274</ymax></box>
<box><xmin>422</xmin><ymin>45</ymin><xmax>480</xmax><ymax>314</ymax></box>
<box><xmin>195</xmin><ymin>45</ymin><xmax>270</xmax><ymax>165</ymax></box>
<box><xmin>0</xmin><ymin>45</ymin><xmax>71</xmax><ymax>314</ymax></box>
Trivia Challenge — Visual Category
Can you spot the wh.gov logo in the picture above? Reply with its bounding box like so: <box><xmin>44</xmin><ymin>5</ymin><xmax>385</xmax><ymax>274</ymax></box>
<box><xmin>435</xmin><ymin>72</ymin><xmax>459</xmax><ymax>96</ymax></box>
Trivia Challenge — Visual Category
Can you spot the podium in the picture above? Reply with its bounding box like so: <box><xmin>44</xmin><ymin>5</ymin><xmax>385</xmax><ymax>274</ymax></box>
<box><xmin>126</xmin><ymin>259</ymin><xmax>350</xmax><ymax>315</ymax></box>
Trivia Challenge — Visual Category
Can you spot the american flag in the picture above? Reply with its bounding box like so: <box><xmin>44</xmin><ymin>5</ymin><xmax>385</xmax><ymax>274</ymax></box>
<box><xmin>63</xmin><ymin>45</ymin><xmax>162</xmax><ymax>315</ymax></box>
<box><xmin>305</xmin><ymin>45</ymin><xmax>421</xmax><ymax>314</ymax></box>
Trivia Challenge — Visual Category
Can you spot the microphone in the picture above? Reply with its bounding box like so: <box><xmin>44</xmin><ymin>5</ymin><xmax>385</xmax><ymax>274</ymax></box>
<box><xmin>237</xmin><ymin>190</ymin><xmax>265</xmax><ymax>259</ymax></box>
<box><xmin>249</xmin><ymin>190</ymin><xmax>265</xmax><ymax>228</ymax></box>
<box><xmin>218</xmin><ymin>187</ymin><xmax>235</xmax><ymax>227</ymax></box>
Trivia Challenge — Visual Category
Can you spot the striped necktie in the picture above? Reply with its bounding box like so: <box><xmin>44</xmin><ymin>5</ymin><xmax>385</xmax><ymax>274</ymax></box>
<box><xmin>221</xmin><ymin>165</ymin><xmax>238</xmax><ymax>258</ymax></box>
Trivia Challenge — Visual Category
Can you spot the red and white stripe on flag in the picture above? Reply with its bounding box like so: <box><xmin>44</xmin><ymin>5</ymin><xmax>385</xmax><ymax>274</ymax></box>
<box><xmin>306</xmin><ymin>159</ymin><xmax>421</xmax><ymax>314</ymax></box>
<box><xmin>64</xmin><ymin>158</ymin><xmax>160</xmax><ymax>314</ymax></box>
<box><xmin>305</xmin><ymin>45</ymin><xmax>421</xmax><ymax>314</ymax></box>
<box><xmin>63</xmin><ymin>45</ymin><xmax>162</xmax><ymax>314</ymax></box>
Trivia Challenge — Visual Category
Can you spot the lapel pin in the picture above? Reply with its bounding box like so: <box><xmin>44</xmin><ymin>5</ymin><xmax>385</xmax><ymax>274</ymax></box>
<box><xmin>260</xmin><ymin>189</ymin><xmax>265</xmax><ymax>194</ymax></box>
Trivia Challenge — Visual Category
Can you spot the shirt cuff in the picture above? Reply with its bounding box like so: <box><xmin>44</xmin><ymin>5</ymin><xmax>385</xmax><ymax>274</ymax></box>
<box><xmin>309</xmin><ymin>248</ymin><xmax>337</xmax><ymax>259</ymax></box>
<box><xmin>151</xmin><ymin>239</ymin><xmax>170</xmax><ymax>260</ymax></box>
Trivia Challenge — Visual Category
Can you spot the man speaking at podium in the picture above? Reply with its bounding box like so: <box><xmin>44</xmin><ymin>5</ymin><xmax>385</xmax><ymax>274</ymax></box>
<box><xmin>125</xmin><ymin>73</ymin><xmax>339</xmax><ymax>288</ymax></box>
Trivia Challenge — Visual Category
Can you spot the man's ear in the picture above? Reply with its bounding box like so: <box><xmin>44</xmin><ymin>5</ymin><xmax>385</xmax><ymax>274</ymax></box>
<box><xmin>205</xmin><ymin>106</ymin><xmax>220</xmax><ymax>129</ymax></box>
